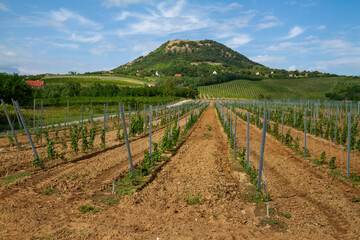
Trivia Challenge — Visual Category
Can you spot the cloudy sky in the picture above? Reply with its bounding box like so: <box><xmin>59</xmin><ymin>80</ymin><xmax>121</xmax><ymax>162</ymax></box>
<box><xmin>0</xmin><ymin>0</ymin><xmax>360</xmax><ymax>75</ymax></box>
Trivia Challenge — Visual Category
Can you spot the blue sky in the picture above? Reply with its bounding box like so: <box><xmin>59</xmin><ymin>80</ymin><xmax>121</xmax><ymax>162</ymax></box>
<box><xmin>0</xmin><ymin>0</ymin><xmax>360</xmax><ymax>75</ymax></box>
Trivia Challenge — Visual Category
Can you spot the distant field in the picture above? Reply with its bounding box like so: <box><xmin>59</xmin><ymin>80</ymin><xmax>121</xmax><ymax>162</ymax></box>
<box><xmin>198</xmin><ymin>77</ymin><xmax>360</xmax><ymax>100</ymax></box>
<box><xmin>42</xmin><ymin>75</ymin><xmax>151</xmax><ymax>87</ymax></box>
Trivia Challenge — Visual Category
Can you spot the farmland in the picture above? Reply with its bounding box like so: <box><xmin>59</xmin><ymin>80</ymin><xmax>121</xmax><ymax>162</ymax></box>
<box><xmin>198</xmin><ymin>77</ymin><xmax>360</xmax><ymax>100</ymax></box>
<box><xmin>42</xmin><ymin>75</ymin><xmax>151</xmax><ymax>87</ymax></box>
<box><xmin>0</xmin><ymin>97</ymin><xmax>360</xmax><ymax>239</ymax></box>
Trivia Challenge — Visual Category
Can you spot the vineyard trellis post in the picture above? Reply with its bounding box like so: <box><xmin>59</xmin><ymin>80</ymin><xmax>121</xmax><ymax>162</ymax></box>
<box><xmin>66</xmin><ymin>101</ymin><xmax>69</xmax><ymax>128</ymax></box>
<box><xmin>177</xmin><ymin>106</ymin><xmax>180</xmax><ymax>128</ymax></box>
<box><xmin>257</xmin><ymin>108</ymin><xmax>268</xmax><ymax>193</ymax></box>
<box><xmin>185</xmin><ymin>105</ymin><xmax>187</xmax><ymax>129</ymax></box>
<box><xmin>149</xmin><ymin>105</ymin><xmax>152</xmax><ymax>159</ymax></box>
<box><xmin>347</xmin><ymin>112</ymin><xmax>351</xmax><ymax>178</ymax></box>
<box><xmin>304</xmin><ymin>108</ymin><xmax>307</xmax><ymax>157</ymax></box>
<box><xmin>119</xmin><ymin>103</ymin><xmax>136</xmax><ymax>180</ymax></box>
<box><xmin>281</xmin><ymin>106</ymin><xmax>284</xmax><ymax>143</ymax></box>
<box><xmin>103</xmin><ymin>104</ymin><xmax>106</xmax><ymax>145</ymax></box>
<box><xmin>233</xmin><ymin>111</ymin><xmax>237</xmax><ymax>152</ymax></box>
<box><xmin>168</xmin><ymin>106</ymin><xmax>172</xmax><ymax>139</ymax></box>
<box><xmin>144</xmin><ymin>104</ymin><xmax>147</xmax><ymax>133</ymax></box>
<box><xmin>334</xmin><ymin>108</ymin><xmax>338</xmax><ymax>144</ymax></box>
<box><xmin>156</xmin><ymin>104</ymin><xmax>158</xmax><ymax>126</ymax></box>
<box><xmin>11</xmin><ymin>98</ymin><xmax>23</xmax><ymax>131</ymax></box>
<box><xmin>81</xmin><ymin>103</ymin><xmax>84</xmax><ymax>130</ymax></box>
<box><xmin>14</xmin><ymin>100</ymin><xmax>43</xmax><ymax>169</ymax></box>
<box><xmin>90</xmin><ymin>101</ymin><xmax>92</xmax><ymax>123</ymax></box>
<box><xmin>128</xmin><ymin>104</ymin><xmax>131</xmax><ymax>135</ymax></box>
<box><xmin>1</xmin><ymin>99</ymin><xmax>20</xmax><ymax>149</ymax></box>
<box><xmin>247</xmin><ymin>112</ymin><xmax>250</xmax><ymax>169</ymax></box>
<box><xmin>40</xmin><ymin>101</ymin><xmax>43</xmax><ymax>145</ymax></box>
<box><xmin>33</xmin><ymin>99</ymin><xmax>36</xmax><ymax>129</ymax></box>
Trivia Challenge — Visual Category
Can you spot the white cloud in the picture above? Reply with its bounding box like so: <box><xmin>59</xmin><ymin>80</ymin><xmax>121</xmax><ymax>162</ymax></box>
<box><xmin>53</xmin><ymin>43</ymin><xmax>79</xmax><ymax>49</ymax></box>
<box><xmin>318</xmin><ymin>25</ymin><xmax>326</xmax><ymax>30</ymax></box>
<box><xmin>117</xmin><ymin>1</ymin><xmax>211</xmax><ymax>36</ymax></box>
<box><xmin>266</xmin><ymin>41</ymin><xmax>305</xmax><ymax>51</ymax></box>
<box><xmin>90</xmin><ymin>42</ymin><xmax>125</xmax><ymax>55</ymax></box>
<box><xmin>250</xmin><ymin>55</ymin><xmax>286</xmax><ymax>66</ymax></box>
<box><xmin>70</xmin><ymin>33</ymin><xmax>103</xmax><ymax>43</ymax></box>
<box><xmin>115</xmin><ymin>11</ymin><xmax>130</xmax><ymax>21</ymax></box>
<box><xmin>284</xmin><ymin>26</ymin><xmax>305</xmax><ymax>39</ymax></box>
<box><xmin>256</xmin><ymin>15</ymin><xmax>283</xmax><ymax>30</ymax></box>
<box><xmin>102</xmin><ymin>0</ymin><xmax>146</xmax><ymax>7</ymax></box>
<box><xmin>288</xmin><ymin>65</ymin><xmax>297</xmax><ymax>71</ymax></box>
<box><xmin>310</xmin><ymin>57</ymin><xmax>360</xmax><ymax>74</ymax></box>
<box><xmin>0</xmin><ymin>2</ymin><xmax>10</xmax><ymax>12</ymax></box>
<box><xmin>49</xmin><ymin>8</ymin><xmax>102</xmax><ymax>30</ymax></box>
<box><xmin>157</xmin><ymin>0</ymin><xmax>185</xmax><ymax>18</ymax></box>
<box><xmin>226</xmin><ymin>34</ymin><xmax>252</xmax><ymax>47</ymax></box>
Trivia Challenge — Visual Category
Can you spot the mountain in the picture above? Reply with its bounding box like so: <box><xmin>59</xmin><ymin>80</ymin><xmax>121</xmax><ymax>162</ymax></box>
<box><xmin>113</xmin><ymin>39</ymin><xmax>265</xmax><ymax>77</ymax></box>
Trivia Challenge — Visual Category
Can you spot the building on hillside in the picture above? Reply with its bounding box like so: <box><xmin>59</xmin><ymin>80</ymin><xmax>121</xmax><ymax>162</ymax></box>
<box><xmin>174</xmin><ymin>74</ymin><xmax>182</xmax><ymax>77</ymax></box>
<box><xmin>270</xmin><ymin>71</ymin><xmax>274</xmax><ymax>75</ymax></box>
<box><xmin>136</xmin><ymin>73</ymin><xmax>141</xmax><ymax>76</ymax></box>
<box><xmin>255</xmin><ymin>72</ymin><xmax>260</xmax><ymax>76</ymax></box>
<box><xmin>212</xmin><ymin>71</ymin><xmax>217</xmax><ymax>75</ymax></box>
<box><xmin>26</xmin><ymin>81</ymin><xmax>44</xmax><ymax>89</ymax></box>
<box><xmin>155</xmin><ymin>71</ymin><xmax>160</xmax><ymax>76</ymax></box>
<box><xmin>109</xmin><ymin>70</ymin><xmax>113</xmax><ymax>74</ymax></box>
<box><xmin>148</xmin><ymin>84</ymin><xmax>155</xmax><ymax>87</ymax></box>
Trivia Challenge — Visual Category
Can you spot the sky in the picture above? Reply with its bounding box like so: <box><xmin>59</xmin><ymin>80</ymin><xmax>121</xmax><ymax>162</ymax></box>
<box><xmin>0</xmin><ymin>0</ymin><xmax>360</xmax><ymax>76</ymax></box>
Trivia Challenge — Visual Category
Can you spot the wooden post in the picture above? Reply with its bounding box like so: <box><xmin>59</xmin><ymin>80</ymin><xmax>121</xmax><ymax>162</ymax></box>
<box><xmin>1</xmin><ymin>99</ymin><xmax>20</xmax><ymax>149</ymax></box>
<box><xmin>119</xmin><ymin>103</ymin><xmax>136</xmax><ymax>180</ymax></box>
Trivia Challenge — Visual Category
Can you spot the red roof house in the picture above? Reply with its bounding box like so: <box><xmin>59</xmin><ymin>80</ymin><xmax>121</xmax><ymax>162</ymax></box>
<box><xmin>26</xmin><ymin>81</ymin><xmax>44</xmax><ymax>88</ymax></box>
<box><xmin>174</xmin><ymin>74</ymin><xmax>182</xmax><ymax>77</ymax></box>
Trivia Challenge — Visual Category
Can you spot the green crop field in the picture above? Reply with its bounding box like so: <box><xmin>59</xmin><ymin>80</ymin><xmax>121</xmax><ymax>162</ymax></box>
<box><xmin>198</xmin><ymin>77</ymin><xmax>360</xmax><ymax>100</ymax></box>
<box><xmin>42</xmin><ymin>75</ymin><xmax>151</xmax><ymax>87</ymax></box>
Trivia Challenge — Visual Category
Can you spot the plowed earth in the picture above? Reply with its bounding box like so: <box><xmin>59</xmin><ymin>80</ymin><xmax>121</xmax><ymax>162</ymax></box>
<box><xmin>0</xmin><ymin>103</ymin><xmax>359</xmax><ymax>239</ymax></box>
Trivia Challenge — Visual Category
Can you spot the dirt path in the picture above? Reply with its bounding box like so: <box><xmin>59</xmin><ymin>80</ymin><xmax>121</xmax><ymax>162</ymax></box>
<box><xmin>48</xmin><ymin>103</ymin><xmax>278</xmax><ymax>239</ymax></box>
<box><xmin>232</xmin><ymin>107</ymin><xmax>360</xmax><ymax>239</ymax></box>
<box><xmin>0</xmin><ymin>103</ymin><xmax>277</xmax><ymax>239</ymax></box>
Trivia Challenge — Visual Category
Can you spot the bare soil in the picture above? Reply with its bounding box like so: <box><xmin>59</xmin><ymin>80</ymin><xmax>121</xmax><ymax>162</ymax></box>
<box><xmin>0</xmin><ymin>103</ymin><xmax>359</xmax><ymax>239</ymax></box>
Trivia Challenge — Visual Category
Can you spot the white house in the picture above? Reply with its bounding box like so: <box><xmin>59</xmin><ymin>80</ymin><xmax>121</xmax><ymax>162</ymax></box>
<box><xmin>212</xmin><ymin>71</ymin><xmax>217</xmax><ymax>75</ymax></box>
<box><xmin>155</xmin><ymin>71</ymin><xmax>160</xmax><ymax>76</ymax></box>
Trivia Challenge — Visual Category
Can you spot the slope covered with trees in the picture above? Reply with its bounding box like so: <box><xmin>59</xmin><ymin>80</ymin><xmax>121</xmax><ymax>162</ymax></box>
<box><xmin>113</xmin><ymin>39</ymin><xmax>266</xmax><ymax>77</ymax></box>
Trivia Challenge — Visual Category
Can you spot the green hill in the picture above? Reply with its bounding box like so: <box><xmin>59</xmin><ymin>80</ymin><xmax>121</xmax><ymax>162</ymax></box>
<box><xmin>198</xmin><ymin>77</ymin><xmax>360</xmax><ymax>100</ymax></box>
<box><xmin>113</xmin><ymin>39</ymin><xmax>265</xmax><ymax>77</ymax></box>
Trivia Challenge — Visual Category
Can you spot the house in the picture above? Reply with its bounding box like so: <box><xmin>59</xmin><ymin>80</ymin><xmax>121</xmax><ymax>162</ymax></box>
<box><xmin>136</xmin><ymin>73</ymin><xmax>141</xmax><ymax>76</ymax></box>
<box><xmin>26</xmin><ymin>81</ymin><xmax>44</xmax><ymax>89</ymax></box>
<box><xmin>255</xmin><ymin>72</ymin><xmax>260</xmax><ymax>76</ymax></box>
<box><xmin>270</xmin><ymin>71</ymin><xmax>274</xmax><ymax>75</ymax></box>
<box><xmin>148</xmin><ymin>84</ymin><xmax>155</xmax><ymax>87</ymax></box>
<box><xmin>109</xmin><ymin>70</ymin><xmax>113</xmax><ymax>74</ymax></box>
<box><xmin>155</xmin><ymin>71</ymin><xmax>160</xmax><ymax>76</ymax></box>
<box><xmin>174</xmin><ymin>74</ymin><xmax>182</xmax><ymax>77</ymax></box>
<box><xmin>212</xmin><ymin>71</ymin><xmax>217</xmax><ymax>75</ymax></box>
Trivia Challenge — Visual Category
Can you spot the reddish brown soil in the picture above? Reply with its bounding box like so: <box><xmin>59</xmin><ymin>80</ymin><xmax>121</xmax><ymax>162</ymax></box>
<box><xmin>0</xmin><ymin>113</ymin><xmax>177</xmax><ymax>177</ymax></box>
<box><xmin>236</xmin><ymin>107</ymin><xmax>360</xmax><ymax>176</ymax></box>
<box><xmin>0</xmin><ymin>103</ymin><xmax>359</xmax><ymax>239</ymax></box>
<box><xmin>232</xmin><ymin>107</ymin><xmax>360</xmax><ymax>239</ymax></box>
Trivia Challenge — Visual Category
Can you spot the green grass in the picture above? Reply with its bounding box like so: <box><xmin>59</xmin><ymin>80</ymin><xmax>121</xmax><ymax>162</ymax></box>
<box><xmin>198</xmin><ymin>77</ymin><xmax>359</xmax><ymax>100</ymax></box>
<box><xmin>281</xmin><ymin>213</ymin><xmax>292</xmax><ymax>219</ymax></box>
<box><xmin>1</xmin><ymin>173</ymin><xmax>29</xmax><ymax>186</ymax></box>
<box><xmin>186</xmin><ymin>191</ymin><xmax>202</xmax><ymax>205</ymax></box>
<box><xmin>78</xmin><ymin>205</ymin><xmax>101</xmax><ymax>214</ymax></box>
<box><xmin>42</xmin><ymin>75</ymin><xmax>150</xmax><ymax>86</ymax></box>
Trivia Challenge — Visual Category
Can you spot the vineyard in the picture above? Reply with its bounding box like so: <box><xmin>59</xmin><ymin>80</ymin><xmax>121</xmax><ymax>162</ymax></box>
<box><xmin>198</xmin><ymin>77</ymin><xmax>360</xmax><ymax>100</ymax></box>
<box><xmin>0</xmin><ymin>98</ymin><xmax>360</xmax><ymax>239</ymax></box>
